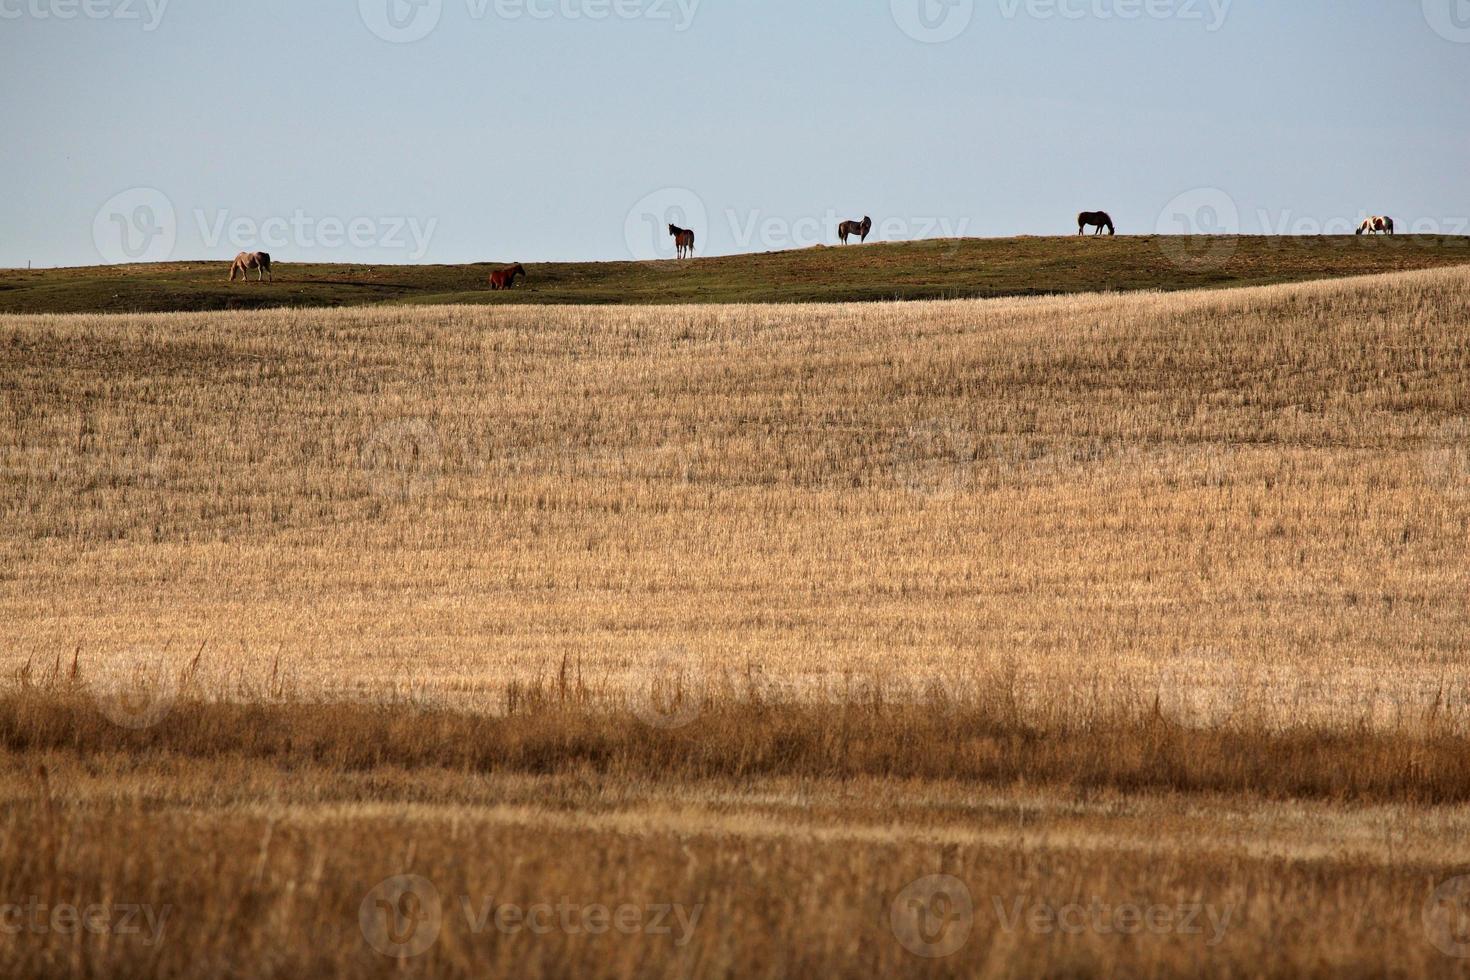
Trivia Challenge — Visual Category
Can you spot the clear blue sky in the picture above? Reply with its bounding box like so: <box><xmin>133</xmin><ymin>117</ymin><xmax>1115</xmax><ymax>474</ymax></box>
<box><xmin>2</xmin><ymin>0</ymin><xmax>1467</xmax><ymax>266</ymax></box>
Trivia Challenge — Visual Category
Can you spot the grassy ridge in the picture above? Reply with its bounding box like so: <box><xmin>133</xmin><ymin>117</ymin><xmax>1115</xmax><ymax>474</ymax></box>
<box><xmin>3</xmin><ymin>234</ymin><xmax>1469</xmax><ymax>313</ymax></box>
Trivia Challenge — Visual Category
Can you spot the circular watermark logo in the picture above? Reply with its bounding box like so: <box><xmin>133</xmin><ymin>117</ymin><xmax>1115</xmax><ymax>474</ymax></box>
<box><xmin>1156</xmin><ymin>647</ymin><xmax>1238</xmax><ymax>726</ymax></box>
<box><xmin>93</xmin><ymin>188</ymin><xmax>176</xmax><ymax>265</ymax></box>
<box><xmin>890</xmin><ymin>874</ymin><xmax>973</xmax><ymax>958</ymax></box>
<box><xmin>624</xmin><ymin>187</ymin><xmax>708</xmax><ymax>262</ymax></box>
<box><xmin>360</xmin><ymin>0</ymin><xmax>442</xmax><ymax>42</ymax></box>
<box><xmin>360</xmin><ymin>875</ymin><xmax>443</xmax><ymax>958</ymax></box>
<box><xmin>890</xmin><ymin>418</ymin><xmax>977</xmax><ymax>496</ymax></box>
<box><xmin>628</xmin><ymin>647</ymin><xmax>706</xmax><ymax>729</ymax></box>
<box><xmin>1425</xmin><ymin>875</ymin><xmax>1470</xmax><ymax>958</ymax></box>
<box><xmin>1424</xmin><ymin>419</ymin><xmax>1470</xmax><ymax>500</ymax></box>
<box><xmin>1156</xmin><ymin>187</ymin><xmax>1239</xmax><ymax>269</ymax></box>
<box><xmin>1424</xmin><ymin>0</ymin><xmax>1470</xmax><ymax>43</ymax></box>
<box><xmin>87</xmin><ymin>648</ymin><xmax>180</xmax><ymax>730</ymax></box>
<box><xmin>891</xmin><ymin>0</ymin><xmax>975</xmax><ymax>43</ymax></box>
<box><xmin>359</xmin><ymin>418</ymin><xmax>445</xmax><ymax>501</ymax></box>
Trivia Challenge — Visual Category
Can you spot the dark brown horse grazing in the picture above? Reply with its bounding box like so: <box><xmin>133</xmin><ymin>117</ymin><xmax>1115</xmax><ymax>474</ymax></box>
<box><xmin>489</xmin><ymin>263</ymin><xmax>526</xmax><ymax>290</ymax></box>
<box><xmin>1077</xmin><ymin>212</ymin><xmax>1115</xmax><ymax>236</ymax></box>
<box><xmin>838</xmin><ymin>216</ymin><xmax>873</xmax><ymax>244</ymax></box>
<box><xmin>229</xmin><ymin>251</ymin><xmax>272</xmax><ymax>281</ymax></box>
<box><xmin>669</xmin><ymin>224</ymin><xmax>695</xmax><ymax>259</ymax></box>
<box><xmin>1357</xmin><ymin>216</ymin><xmax>1395</xmax><ymax>236</ymax></box>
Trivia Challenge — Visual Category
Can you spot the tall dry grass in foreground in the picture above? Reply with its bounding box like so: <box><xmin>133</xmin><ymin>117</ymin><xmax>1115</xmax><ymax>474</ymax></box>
<box><xmin>4</xmin><ymin>670</ymin><xmax>1470</xmax><ymax>978</ymax></box>
<box><xmin>2</xmin><ymin>267</ymin><xmax>1470</xmax><ymax>976</ymax></box>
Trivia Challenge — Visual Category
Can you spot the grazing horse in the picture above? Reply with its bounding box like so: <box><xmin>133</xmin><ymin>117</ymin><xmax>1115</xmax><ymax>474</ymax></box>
<box><xmin>1078</xmin><ymin>211</ymin><xmax>1115</xmax><ymax>236</ymax></box>
<box><xmin>669</xmin><ymin>224</ymin><xmax>695</xmax><ymax>259</ymax></box>
<box><xmin>1357</xmin><ymin>216</ymin><xmax>1395</xmax><ymax>236</ymax></box>
<box><xmin>228</xmin><ymin>251</ymin><xmax>272</xmax><ymax>282</ymax></box>
<box><xmin>838</xmin><ymin>216</ymin><xmax>873</xmax><ymax>244</ymax></box>
<box><xmin>489</xmin><ymin>263</ymin><xmax>526</xmax><ymax>290</ymax></box>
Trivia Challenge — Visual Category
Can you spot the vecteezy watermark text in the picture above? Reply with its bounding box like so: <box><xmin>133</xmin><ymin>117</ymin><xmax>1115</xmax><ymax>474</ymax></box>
<box><xmin>0</xmin><ymin>899</ymin><xmax>171</xmax><ymax>946</ymax></box>
<box><xmin>360</xmin><ymin>0</ymin><xmax>699</xmax><ymax>43</ymax></box>
<box><xmin>0</xmin><ymin>0</ymin><xmax>168</xmax><ymax>30</ymax></box>
<box><xmin>997</xmin><ymin>0</ymin><xmax>1231</xmax><ymax>30</ymax></box>
<box><xmin>892</xmin><ymin>0</ymin><xmax>1230</xmax><ymax>43</ymax></box>
<box><xmin>196</xmin><ymin>209</ymin><xmax>437</xmax><ymax>260</ymax></box>
<box><xmin>992</xmin><ymin>895</ymin><xmax>1233</xmax><ymax>945</ymax></box>
<box><xmin>359</xmin><ymin>875</ymin><xmax>702</xmax><ymax>959</ymax></box>
<box><xmin>725</xmin><ymin>209</ymin><xmax>970</xmax><ymax>252</ymax></box>
<box><xmin>93</xmin><ymin>188</ymin><xmax>438</xmax><ymax>264</ymax></box>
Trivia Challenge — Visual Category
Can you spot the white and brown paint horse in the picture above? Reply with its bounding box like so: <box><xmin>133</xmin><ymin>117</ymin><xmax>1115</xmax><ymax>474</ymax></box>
<box><xmin>1357</xmin><ymin>216</ymin><xmax>1395</xmax><ymax>236</ymax></box>
<box><xmin>229</xmin><ymin>251</ymin><xmax>273</xmax><ymax>281</ymax></box>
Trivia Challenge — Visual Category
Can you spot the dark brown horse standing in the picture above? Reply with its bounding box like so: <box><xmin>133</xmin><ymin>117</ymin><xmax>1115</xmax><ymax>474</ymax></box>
<box><xmin>1077</xmin><ymin>211</ymin><xmax>1116</xmax><ymax>236</ymax></box>
<box><xmin>488</xmin><ymin>263</ymin><xmax>526</xmax><ymax>290</ymax></box>
<box><xmin>669</xmin><ymin>224</ymin><xmax>695</xmax><ymax>259</ymax></box>
<box><xmin>838</xmin><ymin>216</ymin><xmax>873</xmax><ymax>244</ymax></box>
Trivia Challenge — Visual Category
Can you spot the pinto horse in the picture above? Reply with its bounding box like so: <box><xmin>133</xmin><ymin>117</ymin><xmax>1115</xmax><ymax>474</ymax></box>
<box><xmin>669</xmin><ymin>224</ymin><xmax>695</xmax><ymax>259</ymax></box>
<box><xmin>1077</xmin><ymin>212</ymin><xmax>1115</xmax><ymax>236</ymax></box>
<box><xmin>489</xmin><ymin>263</ymin><xmax>526</xmax><ymax>290</ymax></box>
<box><xmin>838</xmin><ymin>216</ymin><xmax>873</xmax><ymax>244</ymax></box>
<box><xmin>1357</xmin><ymin>216</ymin><xmax>1394</xmax><ymax>236</ymax></box>
<box><xmin>229</xmin><ymin>251</ymin><xmax>272</xmax><ymax>281</ymax></box>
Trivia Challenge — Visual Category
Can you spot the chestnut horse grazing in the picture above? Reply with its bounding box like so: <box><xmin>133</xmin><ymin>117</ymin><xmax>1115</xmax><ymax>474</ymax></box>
<box><xmin>229</xmin><ymin>251</ymin><xmax>272</xmax><ymax>282</ymax></box>
<box><xmin>1078</xmin><ymin>212</ymin><xmax>1115</xmax><ymax>236</ymax></box>
<box><xmin>489</xmin><ymin>263</ymin><xmax>526</xmax><ymax>290</ymax></box>
<box><xmin>1357</xmin><ymin>216</ymin><xmax>1395</xmax><ymax>236</ymax></box>
<box><xmin>838</xmin><ymin>216</ymin><xmax>873</xmax><ymax>244</ymax></box>
<box><xmin>669</xmin><ymin>224</ymin><xmax>695</xmax><ymax>259</ymax></box>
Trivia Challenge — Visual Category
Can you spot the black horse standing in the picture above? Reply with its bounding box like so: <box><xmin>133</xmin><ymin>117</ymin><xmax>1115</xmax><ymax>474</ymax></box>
<box><xmin>1077</xmin><ymin>211</ymin><xmax>1116</xmax><ymax>236</ymax></box>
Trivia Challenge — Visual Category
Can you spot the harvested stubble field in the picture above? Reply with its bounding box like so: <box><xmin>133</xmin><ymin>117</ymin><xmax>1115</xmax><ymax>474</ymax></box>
<box><xmin>1</xmin><ymin>265</ymin><xmax>1470</xmax><ymax>977</ymax></box>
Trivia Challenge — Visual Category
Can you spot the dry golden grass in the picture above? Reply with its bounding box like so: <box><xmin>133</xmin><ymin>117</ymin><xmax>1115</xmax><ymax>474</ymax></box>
<box><xmin>2</xmin><ymin>267</ymin><xmax>1470</xmax><ymax>976</ymax></box>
